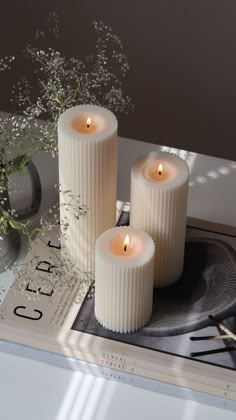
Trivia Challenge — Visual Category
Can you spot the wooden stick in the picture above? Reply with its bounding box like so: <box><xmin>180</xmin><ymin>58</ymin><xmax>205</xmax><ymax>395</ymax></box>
<box><xmin>209</xmin><ymin>315</ymin><xmax>236</xmax><ymax>342</ymax></box>
<box><xmin>191</xmin><ymin>345</ymin><xmax>236</xmax><ymax>358</ymax></box>
<box><xmin>190</xmin><ymin>334</ymin><xmax>230</xmax><ymax>341</ymax></box>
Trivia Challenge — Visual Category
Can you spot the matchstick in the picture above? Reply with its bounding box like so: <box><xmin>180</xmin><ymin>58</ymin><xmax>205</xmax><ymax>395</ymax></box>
<box><xmin>191</xmin><ymin>345</ymin><xmax>236</xmax><ymax>358</ymax></box>
<box><xmin>190</xmin><ymin>334</ymin><xmax>230</xmax><ymax>341</ymax></box>
<box><xmin>209</xmin><ymin>315</ymin><xmax>236</xmax><ymax>342</ymax></box>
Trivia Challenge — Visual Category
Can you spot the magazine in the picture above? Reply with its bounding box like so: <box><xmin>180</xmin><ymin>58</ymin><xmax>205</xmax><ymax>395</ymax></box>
<box><xmin>0</xmin><ymin>201</ymin><xmax>236</xmax><ymax>408</ymax></box>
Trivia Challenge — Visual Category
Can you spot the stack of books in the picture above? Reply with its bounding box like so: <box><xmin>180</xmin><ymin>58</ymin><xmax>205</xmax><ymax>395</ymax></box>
<box><xmin>0</xmin><ymin>201</ymin><xmax>236</xmax><ymax>412</ymax></box>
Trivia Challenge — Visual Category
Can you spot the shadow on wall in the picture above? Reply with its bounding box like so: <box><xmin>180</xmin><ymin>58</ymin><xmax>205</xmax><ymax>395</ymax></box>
<box><xmin>1</xmin><ymin>0</ymin><xmax>236</xmax><ymax>160</ymax></box>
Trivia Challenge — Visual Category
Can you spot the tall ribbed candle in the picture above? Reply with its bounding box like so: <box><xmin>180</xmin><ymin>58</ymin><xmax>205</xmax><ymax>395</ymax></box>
<box><xmin>130</xmin><ymin>151</ymin><xmax>189</xmax><ymax>288</ymax></box>
<box><xmin>58</xmin><ymin>105</ymin><xmax>117</xmax><ymax>272</ymax></box>
<box><xmin>95</xmin><ymin>226</ymin><xmax>155</xmax><ymax>333</ymax></box>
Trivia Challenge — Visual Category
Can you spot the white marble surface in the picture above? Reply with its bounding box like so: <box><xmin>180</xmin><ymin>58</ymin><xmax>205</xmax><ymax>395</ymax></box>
<box><xmin>1</xmin><ymin>129</ymin><xmax>236</xmax><ymax>419</ymax></box>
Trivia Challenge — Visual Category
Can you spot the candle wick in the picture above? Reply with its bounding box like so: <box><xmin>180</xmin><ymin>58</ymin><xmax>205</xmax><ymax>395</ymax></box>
<box><xmin>158</xmin><ymin>171</ymin><xmax>161</xmax><ymax>176</ymax></box>
<box><xmin>124</xmin><ymin>244</ymin><xmax>127</xmax><ymax>252</ymax></box>
<box><xmin>87</xmin><ymin>124</ymin><xmax>90</xmax><ymax>128</ymax></box>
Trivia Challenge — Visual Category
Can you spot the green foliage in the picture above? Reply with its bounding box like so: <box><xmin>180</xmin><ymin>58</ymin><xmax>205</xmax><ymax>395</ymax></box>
<box><xmin>0</xmin><ymin>209</ymin><xmax>41</xmax><ymax>249</ymax></box>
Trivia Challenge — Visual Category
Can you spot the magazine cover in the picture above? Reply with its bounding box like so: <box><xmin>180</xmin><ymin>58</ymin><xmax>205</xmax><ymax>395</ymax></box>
<box><xmin>0</xmin><ymin>201</ymin><xmax>236</xmax><ymax>403</ymax></box>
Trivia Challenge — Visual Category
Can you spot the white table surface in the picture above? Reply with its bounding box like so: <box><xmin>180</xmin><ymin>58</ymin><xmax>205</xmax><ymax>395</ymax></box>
<box><xmin>0</xmin><ymin>136</ymin><xmax>236</xmax><ymax>420</ymax></box>
<box><xmin>1</xmin><ymin>351</ymin><xmax>236</xmax><ymax>420</ymax></box>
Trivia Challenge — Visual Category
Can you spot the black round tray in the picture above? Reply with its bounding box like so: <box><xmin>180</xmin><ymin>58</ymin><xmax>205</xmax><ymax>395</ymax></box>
<box><xmin>141</xmin><ymin>238</ymin><xmax>236</xmax><ymax>336</ymax></box>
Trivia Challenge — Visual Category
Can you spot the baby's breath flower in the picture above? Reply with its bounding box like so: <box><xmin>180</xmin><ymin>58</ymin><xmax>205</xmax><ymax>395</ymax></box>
<box><xmin>0</xmin><ymin>14</ymin><xmax>132</xmax><ymax>298</ymax></box>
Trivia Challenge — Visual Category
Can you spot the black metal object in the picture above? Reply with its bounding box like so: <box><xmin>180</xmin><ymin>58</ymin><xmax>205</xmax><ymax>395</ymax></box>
<box><xmin>10</xmin><ymin>155</ymin><xmax>42</xmax><ymax>220</ymax></box>
<box><xmin>0</xmin><ymin>155</ymin><xmax>42</xmax><ymax>272</ymax></box>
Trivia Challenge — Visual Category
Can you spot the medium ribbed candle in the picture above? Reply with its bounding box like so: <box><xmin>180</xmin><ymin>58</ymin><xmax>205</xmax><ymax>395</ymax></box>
<box><xmin>95</xmin><ymin>226</ymin><xmax>155</xmax><ymax>333</ymax></box>
<box><xmin>130</xmin><ymin>151</ymin><xmax>189</xmax><ymax>288</ymax></box>
<box><xmin>58</xmin><ymin>105</ymin><xmax>117</xmax><ymax>272</ymax></box>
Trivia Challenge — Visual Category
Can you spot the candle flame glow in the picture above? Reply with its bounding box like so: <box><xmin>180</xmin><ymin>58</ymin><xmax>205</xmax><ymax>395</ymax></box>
<box><xmin>86</xmin><ymin>117</ymin><xmax>92</xmax><ymax>128</ymax></box>
<box><xmin>158</xmin><ymin>163</ymin><xmax>163</xmax><ymax>176</ymax></box>
<box><xmin>123</xmin><ymin>235</ymin><xmax>129</xmax><ymax>252</ymax></box>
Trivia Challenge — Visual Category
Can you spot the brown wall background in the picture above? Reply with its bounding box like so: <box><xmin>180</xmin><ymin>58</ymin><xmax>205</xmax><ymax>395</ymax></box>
<box><xmin>1</xmin><ymin>0</ymin><xmax>236</xmax><ymax>160</ymax></box>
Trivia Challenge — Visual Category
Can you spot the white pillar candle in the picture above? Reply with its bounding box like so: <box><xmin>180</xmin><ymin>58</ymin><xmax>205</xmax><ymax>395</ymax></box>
<box><xmin>95</xmin><ymin>226</ymin><xmax>155</xmax><ymax>333</ymax></box>
<box><xmin>130</xmin><ymin>151</ymin><xmax>189</xmax><ymax>288</ymax></box>
<box><xmin>58</xmin><ymin>105</ymin><xmax>117</xmax><ymax>272</ymax></box>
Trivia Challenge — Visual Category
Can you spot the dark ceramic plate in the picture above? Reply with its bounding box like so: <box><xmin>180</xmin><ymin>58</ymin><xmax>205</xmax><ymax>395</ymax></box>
<box><xmin>141</xmin><ymin>238</ymin><xmax>236</xmax><ymax>336</ymax></box>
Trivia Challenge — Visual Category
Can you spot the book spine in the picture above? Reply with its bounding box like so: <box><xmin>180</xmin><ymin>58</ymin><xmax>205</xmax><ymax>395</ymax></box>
<box><xmin>1</xmin><ymin>339</ymin><xmax>236</xmax><ymax>413</ymax></box>
<box><xmin>1</xmin><ymin>323</ymin><xmax>236</xmax><ymax>400</ymax></box>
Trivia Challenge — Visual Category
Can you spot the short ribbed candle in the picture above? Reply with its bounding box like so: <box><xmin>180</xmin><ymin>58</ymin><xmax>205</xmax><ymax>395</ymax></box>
<box><xmin>58</xmin><ymin>105</ymin><xmax>117</xmax><ymax>272</ymax></box>
<box><xmin>95</xmin><ymin>226</ymin><xmax>155</xmax><ymax>333</ymax></box>
<box><xmin>130</xmin><ymin>151</ymin><xmax>189</xmax><ymax>288</ymax></box>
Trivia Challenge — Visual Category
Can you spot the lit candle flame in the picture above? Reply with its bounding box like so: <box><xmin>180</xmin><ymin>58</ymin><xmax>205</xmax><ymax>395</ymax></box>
<box><xmin>158</xmin><ymin>163</ymin><xmax>163</xmax><ymax>176</ymax></box>
<box><xmin>123</xmin><ymin>235</ymin><xmax>129</xmax><ymax>252</ymax></box>
<box><xmin>86</xmin><ymin>117</ymin><xmax>91</xmax><ymax>128</ymax></box>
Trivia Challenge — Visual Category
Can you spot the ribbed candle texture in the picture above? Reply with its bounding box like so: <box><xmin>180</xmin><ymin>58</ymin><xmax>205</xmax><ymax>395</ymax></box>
<box><xmin>58</xmin><ymin>105</ymin><xmax>117</xmax><ymax>272</ymax></box>
<box><xmin>130</xmin><ymin>152</ymin><xmax>189</xmax><ymax>288</ymax></box>
<box><xmin>95</xmin><ymin>226</ymin><xmax>155</xmax><ymax>333</ymax></box>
